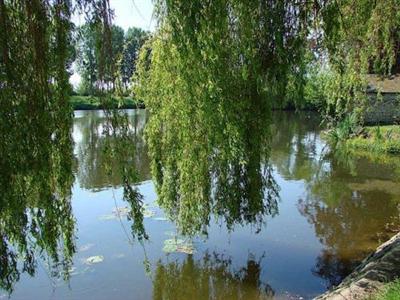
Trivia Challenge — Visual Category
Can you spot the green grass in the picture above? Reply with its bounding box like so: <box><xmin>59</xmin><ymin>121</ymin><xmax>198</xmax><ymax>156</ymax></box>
<box><xmin>346</xmin><ymin>125</ymin><xmax>400</xmax><ymax>154</ymax></box>
<box><xmin>374</xmin><ymin>280</ymin><xmax>400</xmax><ymax>300</ymax></box>
<box><xmin>70</xmin><ymin>95</ymin><xmax>144</xmax><ymax>110</ymax></box>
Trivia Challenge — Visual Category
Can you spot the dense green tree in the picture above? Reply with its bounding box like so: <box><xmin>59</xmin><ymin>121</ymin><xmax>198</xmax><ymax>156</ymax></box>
<box><xmin>76</xmin><ymin>23</ymin><xmax>100</xmax><ymax>95</ymax></box>
<box><xmin>1</xmin><ymin>0</ymin><xmax>400</xmax><ymax>243</ymax></box>
<box><xmin>135</xmin><ymin>1</ymin><xmax>312</xmax><ymax>235</ymax></box>
<box><xmin>134</xmin><ymin>1</ymin><xmax>399</xmax><ymax>236</ymax></box>
<box><xmin>0</xmin><ymin>0</ymin><xmax>111</xmax><ymax>292</ymax></box>
<box><xmin>76</xmin><ymin>23</ymin><xmax>125</xmax><ymax>94</ymax></box>
<box><xmin>119</xmin><ymin>27</ymin><xmax>149</xmax><ymax>91</ymax></box>
<box><xmin>0</xmin><ymin>0</ymin><xmax>76</xmax><ymax>290</ymax></box>
<box><xmin>320</xmin><ymin>0</ymin><xmax>400</xmax><ymax>125</ymax></box>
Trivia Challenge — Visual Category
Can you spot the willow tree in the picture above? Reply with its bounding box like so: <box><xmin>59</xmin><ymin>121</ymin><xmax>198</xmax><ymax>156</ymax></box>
<box><xmin>0</xmin><ymin>1</ymin><xmax>148</xmax><ymax>250</ymax></box>
<box><xmin>320</xmin><ymin>0</ymin><xmax>400</xmax><ymax>125</ymax></box>
<box><xmin>0</xmin><ymin>0</ymin><xmax>143</xmax><ymax>292</ymax></box>
<box><xmin>1</xmin><ymin>0</ymin><xmax>399</xmax><ymax>240</ymax></box>
<box><xmin>0</xmin><ymin>0</ymin><xmax>89</xmax><ymax>292</ymax></box>
<box><xmin>135</xmin><ymin>0</ymin><xmax>400</xmax><ymax>235</ymax></box>
<box><xmin>135</xmin><ymin>1</ymin><xmax>316</xmax><ymax>234</ymax></box>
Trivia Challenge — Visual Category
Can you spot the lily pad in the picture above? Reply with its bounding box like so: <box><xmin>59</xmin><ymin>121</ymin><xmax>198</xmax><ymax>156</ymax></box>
<box><xmin>113</xmin><ymin>207</ymin><xmax>130</xmax><ymax>216</ymax></box>
<box><xmin>162</xmin><ymin>239</ymin><xmax>195</xmax><ymax>254</ymax></box>
<box><xmin>99</xmin><ymin>207</ymin><xmax>130</xmax><ymax>221</ymax></box>
<box><xmin>84</xmin><ymin>255</ymin><xmax>104</xmax><ymax>265</ymax></box>
<box><xmin>176</xmin><ymin>244</ymin><xmax>195</xmax><ymax>254</ymax></box>
<box><xmin>100</xmin><ymin>206</ymin><xmax>158</xmax><ymax>221</ymax></box>
<box><xmin>69</xmin><ymin>266</ymin><xmax>91</xmax><ymax>277</ymax></box>
<box><xmin>142</xmin><ymin>208</ymin><xmax>156</xmax><ymax>218</ymax></box>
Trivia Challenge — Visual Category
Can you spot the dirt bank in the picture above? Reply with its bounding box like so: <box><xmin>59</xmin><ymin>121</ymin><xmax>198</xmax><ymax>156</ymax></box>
<box><xmin>315</xmin><ymin>233</ymin><xmax>400</xmax><ymax>299</ymax></box>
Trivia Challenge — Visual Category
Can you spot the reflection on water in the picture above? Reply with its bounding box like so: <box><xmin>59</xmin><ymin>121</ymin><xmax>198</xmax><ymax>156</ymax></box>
<box><xmin>153</xmin><ymin>252</ymin><xmax>274</xmax><ymax>300</ymax></box>
<box><xmin>0</xmin><ymin>110</ymin><xmax>399</xmax><ymax>299</ymax></box>
<box><xmin>73</xmin><ymin>110</ymin><xmax>151</xmax><ymax>190</ymax></box>
<box><xmin>270</xmin><ymin>111</ymin><xmax>400</xmax><ymax>289</ymax></box>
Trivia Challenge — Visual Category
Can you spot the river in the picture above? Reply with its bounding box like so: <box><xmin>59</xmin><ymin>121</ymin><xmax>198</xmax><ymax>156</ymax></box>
<box><xmin>2</xmin><ymin>110</ymin><xmax>399</xmax><ymax>300</ymax></box>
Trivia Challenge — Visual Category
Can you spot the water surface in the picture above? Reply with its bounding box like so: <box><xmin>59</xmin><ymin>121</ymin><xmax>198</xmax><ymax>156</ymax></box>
<box><xmin>2</xmin><ymin>110</ymin><xmax>400</xmax><ymax>300</ymax></box>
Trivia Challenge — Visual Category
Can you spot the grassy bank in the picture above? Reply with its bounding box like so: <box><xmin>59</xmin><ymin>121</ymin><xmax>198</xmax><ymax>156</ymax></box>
<box><xmin>346</xmin><ymin>125</ymin><xmax>400</xmax><ymax>154</ymax></box>
<box><xmin>70</xmin><ymin>95</ymin><xmax>144</xmax><ymax>110</ymax></box>
<box><xmin>374</xmin><ymin>280</ymin><xmax>400</xmax><ymax>300</ymax></box>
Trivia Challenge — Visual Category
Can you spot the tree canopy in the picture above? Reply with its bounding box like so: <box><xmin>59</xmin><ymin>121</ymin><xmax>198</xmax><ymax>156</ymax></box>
<box><xmin>120</xmin><ymin>27</ymin><xmax>149</xmax><ymax>90</ymax></box>
<box><xmin>1</xmin><ymin>0</ymin><xmax>399</xmax><ymax>238</ymax></box>
<box><xmin>76</xmin><ymin>23</ymin><xmax>148</xmax><ymax>95</ymax></box>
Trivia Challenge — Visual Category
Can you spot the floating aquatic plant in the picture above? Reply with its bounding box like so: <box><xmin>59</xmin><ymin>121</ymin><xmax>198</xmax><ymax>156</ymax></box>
<box><xmin>162</xmin><ymin>239</ymin><xmax>195</xmax><ymax>255</ymax></box>
<box><xmin>113</xmin><ymin>207</ymin><xmax>130</xmax><ymax>216</ymax></box>
<box><xmin>84</xmin><ymin>255</ymin><xmax>104</xmax><ymax>265</ymax></box>
<box><xmin>99</xmin><ymin>206</ymin><xmax>157</xmax><ymax>221</ymax></box>
<box><xmin>68</xmin><ymin>266</ymin><xmax>92</xmax><ymax>277</ymax></box>
<box><xmin>142</xmin><ymin>208</ymin><xmax>156</xmax><ymax>218</ymax></box>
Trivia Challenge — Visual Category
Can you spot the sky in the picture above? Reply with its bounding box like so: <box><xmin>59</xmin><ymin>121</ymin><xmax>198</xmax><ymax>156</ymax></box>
<box><xmin>70</xmin><ymin>0</ymin><xmax>155</xmax><ymax>87</ymax></box>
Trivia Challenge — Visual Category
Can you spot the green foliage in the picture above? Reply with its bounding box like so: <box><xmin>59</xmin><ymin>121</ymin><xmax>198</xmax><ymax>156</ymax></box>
<box><xmin>76</xmin><ymin>23</ymin><xmax>125</xmax><ymax>95</ymax></box>
<box><xmin>119</xmin><ymin>27</ymin><xmax>149</xmax><ymax>92</ymax></box>
<box><xmin>76</xmin><ymin>23</ymin><xmax>100</xmax><ymax>95</ymax></box>
<box><xmin>346</xmin><ymin>125</ymin><xmax>400</xmax><ymax>154</ymax></box>
<box><xmin>75</xmin><ymin>23</ymin><xmax>149</xmax><ymax>96</ymax></box>
<box><xmin>135</xmin><ymin>3</ymin><xmax>400</xmax><ymax>236</ymax></box>
<box><xmin>0</xmin><ymin>0</ymin><xmax>79</xmax><ymax>292</ymax></box>
<box><xmin>136</xmin><ymin>1</ymin><xmax>319</xmax><ymax>235</ymax></box>
<box><xmin>374</xmin><ymin>279</ymin><xmax>400</xmax><ymax>300</ymax></box>
<box><xmin>320</xmin><ymin>0</ymin><xmax>400</xmax><ymax>126</ymax></box>
<box><xmin>1</xmin><ymin>1</ymin><xmax>400</xmax><ymax>291</ymax></box>
<box><xmin>69</xmin><ymin>95</ymin><xmax>141</xmax><ymax>110</ymax></box>
<box><xmin>303</xmin><ymin>66</ymin><xmax>332</xmax><ymax>111</ymax></box>
<box><xmin>326</xmin><ymin>113</ymin><xmax>360</xmax><ymax>142</ymax></box>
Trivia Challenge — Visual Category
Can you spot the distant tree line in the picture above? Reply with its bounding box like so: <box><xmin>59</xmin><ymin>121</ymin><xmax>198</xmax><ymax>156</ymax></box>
<box><xmin>75</xmin><ymin>24</ymin><xmax>149</xmax><ymax>96</ymax></box>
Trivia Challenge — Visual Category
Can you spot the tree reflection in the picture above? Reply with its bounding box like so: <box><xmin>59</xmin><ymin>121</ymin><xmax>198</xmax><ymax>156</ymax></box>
<box><xmin>299</xmin><ymin>180</ymin><xmax>400</xmax><ymax>288</ymax></box>
<box><xmin>270</xmin><ymin>111</ymin><xmax>322</xmax><ymax>182</ymax></box>
<box><xmin>74</xmin><ymin>110</ymin><xmax>151</xmax><ymax>190</ymax></box>
<box><xmin>152</xmin><ymin>252</ymin><xmax>274</xmax><ymax>300</ymax></box>
<box><xmin>269</xmin><ymin>112</ymin><xmax>400</xmax><ymax>288</ymax></box>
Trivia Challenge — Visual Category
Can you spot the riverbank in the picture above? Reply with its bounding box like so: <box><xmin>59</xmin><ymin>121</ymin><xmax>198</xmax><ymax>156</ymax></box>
<box><xmin>346</xmin><ymin>126</ymin><xmax>400</xmax><ymax>155</ymax></box>
<box><xmin>315</xmin><ymin>232</ymin><xmax>400</xmax><ymax>300</ymax></box>
<box><xmin>70</xmin><ymin>95</ymin><xmax>144</xmax><ymax>110</ymax></box>
<box><xmin>375</xmin><ymin>280</ymin><xmax>400</xmax><ymax>300</ymax></box>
